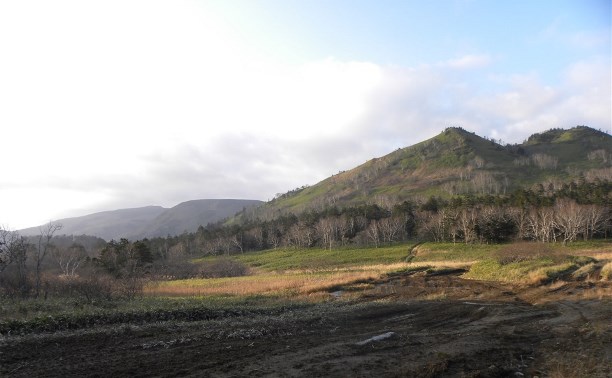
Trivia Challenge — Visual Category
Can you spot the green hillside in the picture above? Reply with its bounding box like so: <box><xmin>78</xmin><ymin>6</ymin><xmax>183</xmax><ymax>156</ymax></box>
<box><xmin>252</xmin><ymin>126</ymin><xmax>611</xmax><ymax>218</ymax></box>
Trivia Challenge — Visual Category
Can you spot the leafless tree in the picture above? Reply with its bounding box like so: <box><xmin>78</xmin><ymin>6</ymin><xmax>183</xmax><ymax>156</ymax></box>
<box><xmin>458</xmin><ymin>208</ymin><xmax>478</xmax><ymax>244</ymax></box>
<box><xmin>365</xmin><ymin>220</ymin><xmax>381</xmax><ymax>248</ymax></box>
<box><xmin>267</xmin><ymin>225</ymin><xmax>282</xmax><ymax>249</ymax></box>
<box><xmin>0</xmin><ymin>227</ymin><xmax>29</xmax><ymax>297</ymax></box>
<box><xmin>378</xmin><ymin>216</ymin><xmax>404</xmax><ymax>244</ymax></box>
<box><xmin>582</xmin><ymin>205</ymin><xmax>609</xmax><ymax>240</ymax></box>
<box><xmin>508</xmin><ymin>207</ymin><xmax>529</xmax><ymax>240</ymax></box>
<box><xmin>230</xmin><ymin>233</ymin><xmax>244</xmax><ymax>253</ymax></box>
<box><xmin>288</xmin><ymin>221</ymin><xmax>316</xmax><ymax>248</ymax></box>
<box><xmin>34</xmin><ymin>222</ymin><xmax>63</xmax><ymax>297</ymax></box>
<box><xmin>246</xmin><ymin>226</ymin><xmax>265</xmax><ymax>250</ymax></box>
<box><xmin>52</xmin><ymin>243</ymin><xmax>87</xmax><ymax>277</ymax></box>
<box><xmin>554</xmin><ymin>199</ymin><xmax>586</xmax><ymax>245</ymax></box>
<box><xmin>416</xmin><ymin>210</ymin><xmax>451</xmax><ymax>242</ymax></box>
<box><xmin>0</xmin><ymin>227</ymin><xmax>26</xmax><ymax>273</ymax></box>
<box><xmin>531</xmin><ymin>153</ymin><xmax>558</xmax><ymax>169</ymax></box>
<box><xmin>527</xmin><ymin>207</ymin><xmax>556</xmax><ymax>243</ymax></box>
<box><xmin>315</xmin><ymin>217</ymin><xmax>338</xmax><ymax>250</ymax></box>
<box><xmin>337</xmin><ymin>216</ymin><xmax>352</xmax><ymax>246</ymax></box>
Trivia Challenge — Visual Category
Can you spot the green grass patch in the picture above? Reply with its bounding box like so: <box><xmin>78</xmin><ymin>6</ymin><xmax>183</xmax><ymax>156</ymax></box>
<box><xmin>0</xmin><ymin>295</ymin><xmax>316</xmax><ymax>335</ymax></box>
<box><xmin>227</xmin><ymin>244</ymin><xmax>413</xmax><ymax>271</ymax></box>
<box><xmin>464</xmin><ymin>258</ymin><xmax>579</xmax><ymax>283</ymax></box>
<box><xmin>412</xmin><ymin>243</ymin><xmax>502</xmax><ymax>262</ymax></box>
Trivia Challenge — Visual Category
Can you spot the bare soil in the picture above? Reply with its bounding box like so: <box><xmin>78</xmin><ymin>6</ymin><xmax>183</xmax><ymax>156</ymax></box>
<box><xmin>1</xmin><ymin>272</ymin><xmax>610</xmax><ymax>377</ymax></box>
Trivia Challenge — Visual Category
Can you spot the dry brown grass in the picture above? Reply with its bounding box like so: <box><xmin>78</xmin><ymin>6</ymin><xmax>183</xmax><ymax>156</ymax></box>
<box><xmin>145</xmin><ymin>270</ymin><xmax>382</xmax><ymax>297</ymax></box>
<box><xmin>545</xmin><ymin>354</ymin><xmax>610</xmax><ymax>378</ymax></box>
<box><xmin>600</xmin><ymin>261</ymin><xmax>612</xmax><ymax>281</ymax></box>
<box><xmin>145</xmin><ymin>260</ymin><xmax>476</xmax><ymax>298</ymax></box>
<box><xmin>569</xmin><ymin>249</ymin><xmax>612</xmax><ymax>260</ymax></box>
<box><xmin>284</xmin><ymin>260</ymin><xmax>475</xmax><ymax>275</ymax></box>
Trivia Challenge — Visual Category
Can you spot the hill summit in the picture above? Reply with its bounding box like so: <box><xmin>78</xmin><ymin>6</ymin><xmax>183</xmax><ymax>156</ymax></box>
<box><xmin>252</xmin><ymin>126</ymin><xmax>611</xmax><ymax>218</ymax></box>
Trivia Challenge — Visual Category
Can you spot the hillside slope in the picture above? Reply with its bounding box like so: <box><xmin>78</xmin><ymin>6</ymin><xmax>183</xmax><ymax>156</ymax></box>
<box><xmin>253</xmin><ymin>126</ymin><xmax>611</xmax><ymax>218</ymax></box>
<box><xmin>136</xmin><ymin>199</ymin><xmax>263</xmax><ymax>239</ymax></box>
<box><xmin>20</xmin><ymin>199</ymin><xmax>263</xmax><ymax>240</ymax></box>
<box><xmin>19</xmin><ymin>206</ymin><xmax>166</xmax><ymax>241</ymax></box>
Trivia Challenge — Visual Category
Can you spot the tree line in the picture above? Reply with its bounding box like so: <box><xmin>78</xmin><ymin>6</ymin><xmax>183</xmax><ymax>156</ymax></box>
<box><xmin>145</xmin><ymin>179</ymin><xmax>611</xmax><ymax>258</ymax></box>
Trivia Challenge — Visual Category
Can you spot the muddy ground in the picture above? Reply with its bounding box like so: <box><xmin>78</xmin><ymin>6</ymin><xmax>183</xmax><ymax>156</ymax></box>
<box><xmin>1</xmin><ymin>272</ymin><xmax>610</xmax><ymax>377</ymax></box>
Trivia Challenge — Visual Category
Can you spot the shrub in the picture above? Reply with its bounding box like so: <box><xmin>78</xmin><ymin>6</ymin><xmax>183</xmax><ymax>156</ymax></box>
<box><xmin>151</xmin><ymin>260</ymin><xmax>200</xmax><ymax>280</ymax></box>
<box><xmin>495</xmin><ymin>242</ymin><xmax>567</xmax><ymax>265</ymax></box>
<box><xmin>0</xmin><ymin>267</ymin><xmax>31</xmax><ymax>299</ymax></box>
<box><xmin>41</xmin><ymin>272</ymin><xmax>115</xmax><ymax>303</ymax></box>
<box><xmin>198</xmin><ymin>258</ymin><xmax>250</xmax><ymax>278</ymax></box>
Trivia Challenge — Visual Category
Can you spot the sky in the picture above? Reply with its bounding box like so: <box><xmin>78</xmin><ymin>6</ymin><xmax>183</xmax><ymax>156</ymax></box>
<box><xmin>0</xmin><ymin>0</ymin><xmax>610</xmax><ymax>229</ymax></box>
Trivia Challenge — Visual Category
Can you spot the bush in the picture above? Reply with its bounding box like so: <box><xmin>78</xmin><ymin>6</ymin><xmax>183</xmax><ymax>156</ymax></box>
<box><xmin>495</xmin><ymin>242</ymin><xmax>567</xmax><ymax>265</ymax></box>
<box><xmin>40</xmin><ymin>273</ymin><xmax>115</xmax><ymax>303</ymax></box>
<box><xmin>0</xmin><ymin>267</ymin><xmax>31</xmax><ymax>299</ymax></box>
<box><xmin>198</xmin><ymin>258</ymin><xmax>250</xmax><ymax>278</ymax></box>
<box><xmin>151</xmin><ymin>260</ymin><xmax>200</xmax><ymax>280</ymax></box>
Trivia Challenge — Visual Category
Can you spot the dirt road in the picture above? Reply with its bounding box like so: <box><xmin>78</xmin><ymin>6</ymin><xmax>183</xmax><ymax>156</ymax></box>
<box><xmin>1</xmin><ymin>274</ymin><xmax>610</xmax><ymax>377</ymax></box>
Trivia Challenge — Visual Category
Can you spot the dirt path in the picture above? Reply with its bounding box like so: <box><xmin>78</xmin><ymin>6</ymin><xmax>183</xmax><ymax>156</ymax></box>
<box><xmin>1</xmin><ymin>274</ymin><xmax>610</xmax><ymax>377</ymax></box>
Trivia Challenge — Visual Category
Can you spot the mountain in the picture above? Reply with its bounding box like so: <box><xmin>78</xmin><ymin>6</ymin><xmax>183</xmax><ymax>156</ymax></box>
<box><xmin>19</xmin><ymin>206</ymin><xmax>167</xmax><ymax>241</ymax></box>
<box><xmin>134</xmin><ymin>199</ymin><xmax>263</xmax><ymax>239</ymax></box>
<box><xmin>252</xmin><ymin>126</ymin><xmax>611</xmax><ymax>218</ymax></box>
<box><xmin>20</xmin><ymin>199</ymin><xmax>263</xmax><ymax>240</ymax></box>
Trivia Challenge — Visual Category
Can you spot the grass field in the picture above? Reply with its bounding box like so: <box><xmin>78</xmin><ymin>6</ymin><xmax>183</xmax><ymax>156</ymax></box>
<box><xmin>2</xmin><ymin>241</ymin><xmax>610</xmax><ymax>328</ymax></box>
<box><xmin>157</xmin><ymin>241</ymin><xmax>611</xmax><ymax>298</ymax></box>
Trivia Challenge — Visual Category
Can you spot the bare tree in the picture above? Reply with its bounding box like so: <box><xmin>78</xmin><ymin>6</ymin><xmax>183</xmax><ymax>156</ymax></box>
<box><xmin>337</xmin><ymin>216</ymin><xmax>352</xmax><ymax>246</ymax></box>
<box><xmin>527</xmin><ymin>207</ymin><xmax>556</xmax><ymax>243</ymax></box>
<box><xmin>0</xmin><ymin>227</ymin><xmax>29</xmax><ymax>297</ymax></box>
<box><xmin>508</xmin><ymin>207</ymin><xmax>529</xmax><ymax>240</ymax></box>
<box><xmin>230</xmin><ymin>233</ymin><xmax>244</xmax><ymax>253</ymax></box>
<box><xmin>365</xmin><ymin>220</ymin><xmax>381</xmax><ymax>248</ymax></box>
<box><xmin>34</xmin><ymin>222</ymin><xmax>63</xmax><ymax>297</ymax></box>
<box><xmin>286</xmin><ymin>221</ymin><xmax>316</xmax><ymax>248</ymax></box>
<box><xmin>267</xmin><ymin>224</ymin><xmax>282</xmax><ymax>249</ymax></box>
<box><xmin>52</xmin><ymin>243</ymin><xmax>87</xmax><ymax>277</ymax></box>
<box><xmin>315</xmin><ymin>217</ymin><xmax>338</xmax><ymax>250</ymax></box>
<box><xmin>246</xmin><ymin>226</ymin><xmax>265</xmax><ymax>250</ymax></box>
<box><xmin>458</xmin><ymin>208</ymin><xmax>478</xmax><ymax>244</ymax></box>
<box><xmin>378</xmin><ymin>216</ymin><xmax>404</xmax><ymax>244</ymax></box>
<box><xmin>0</xmin><ymin>227</ymin><xmax>25</xmax><ymax>272</ymax></box>
<box><xmin>531</xmin><ymin>153</ymin><xmax>558</xmax><ymax>169</ymax></box>
<box><xmin>554</xmin><ymin>199</ymin><xmax>585</xmax><ymax>245</ymax></box>
<box><xmin>416</xmin><ymin>210</ymin><xmax>451</xmax><ymax>242</ymax></box>
<box><xmin>582</xmin><ymin>205</ymin><xmax>609</xmax><ymax>240</ymax></box>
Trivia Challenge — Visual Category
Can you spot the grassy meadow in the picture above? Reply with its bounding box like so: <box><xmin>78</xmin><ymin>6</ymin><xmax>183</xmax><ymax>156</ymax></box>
<box><xmin>152</xmin><ymin>241</ymin><xmax>611</xmax><ymax>298</ymax></box>
<box><xmin>1</xmin><ymin>240</ymin><xmax>610</xmax><ymax>334</ymax></box>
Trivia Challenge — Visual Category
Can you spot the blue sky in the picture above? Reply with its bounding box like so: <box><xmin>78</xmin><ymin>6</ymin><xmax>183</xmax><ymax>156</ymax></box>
<box><xmin>215</xmin><ymin>0</ymin><xmax>609</xmax><ymax>74</ymax></box>
<box><xmin>0</xmin><ymin>0</ymin><xmax>610</xmax><ymax>229</ymax></box>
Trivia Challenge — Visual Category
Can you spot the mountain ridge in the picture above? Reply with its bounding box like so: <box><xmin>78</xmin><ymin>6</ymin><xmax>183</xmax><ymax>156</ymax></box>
<box><xmin>19</xmin><ymin>199</ymin><xmax>263</xmax><ymax>241</ymax></box>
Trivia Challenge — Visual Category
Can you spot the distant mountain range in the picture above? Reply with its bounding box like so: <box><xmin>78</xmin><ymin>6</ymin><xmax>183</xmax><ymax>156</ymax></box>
<box><xmin>251</xmin><ymin>126</ymin><xmax>611</xmax><ymax>219</ymax></box>
<box><xmin>19</xmin><ymin>199</ymin><xmax>263</xmax><ymax>241</ymax></box>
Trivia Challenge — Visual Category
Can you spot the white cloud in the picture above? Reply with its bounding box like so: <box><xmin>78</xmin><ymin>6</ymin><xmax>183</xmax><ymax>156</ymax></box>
<box><xmin>0</xmin><ymin>2</ymin><xmax>609</xmax><ymax>229</ymax></box>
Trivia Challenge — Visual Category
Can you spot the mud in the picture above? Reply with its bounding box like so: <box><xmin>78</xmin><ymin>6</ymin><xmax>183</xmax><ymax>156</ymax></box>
<box><xmin>1</xmin><ymin>272</ymin><xmax>610</xmax><ymax>377</ymax></box>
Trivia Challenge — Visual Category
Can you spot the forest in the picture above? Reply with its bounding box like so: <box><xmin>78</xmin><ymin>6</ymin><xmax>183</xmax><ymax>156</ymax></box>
<box><xmin>147</xmin><ymin>178</ymin><xmax>611</xmax><ymax>258</ymax></box>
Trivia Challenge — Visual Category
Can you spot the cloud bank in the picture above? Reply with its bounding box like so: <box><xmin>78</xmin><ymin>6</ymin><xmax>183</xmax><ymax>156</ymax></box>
<box><xmin>0</xmin><ymin>1</ymin><xmax>609</xmax><ymax>229</ymax></box>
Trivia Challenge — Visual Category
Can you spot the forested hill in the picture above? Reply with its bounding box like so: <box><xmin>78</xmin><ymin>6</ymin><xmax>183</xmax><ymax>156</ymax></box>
<box><xmin>248</xmin><ymin>126</ymin><xmax>611</xmax><ymax>220</ymax></box>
